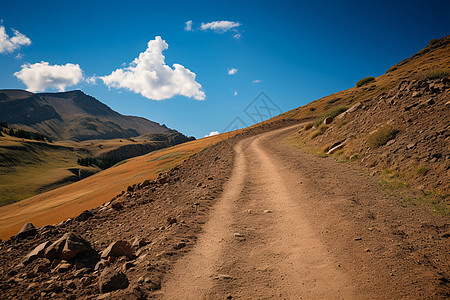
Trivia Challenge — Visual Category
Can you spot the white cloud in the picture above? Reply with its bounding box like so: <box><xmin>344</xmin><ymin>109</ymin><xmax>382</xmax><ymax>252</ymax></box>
<box><xmin>233</xmin><ymin>33</ymin><xmax>241</xmax><ymax>40</ymax></box>
<box><xmin>100</xmin><ymin>36</ymin><xmax>205</xmax><ymax>101</ymax></box>
<box><xmin>86</xmin><ymin>76</ymin><xmax>98</xmax><ymax>85</ymax></box>
<box><xmin>200</xmin><ymin>21</ymin><xmax>241</xmax><ymax>32</ymax></box>
<box><xmin>185</xmin><ymin>20</ymin><xmax>193</xmax><ymax>31</ymax></box>
<box><xmin>0</xmin><ymin>26</ymin><xmax>31</xmax><ymax>54</ymax></box>
<box><xmin>14</xmin><ymin>61</ymin><xmax>83</xmax><ymax>92</ymax></box>
<box><xmin>252</xmin><ymin>79</ymin><xmax>261</xmax><ymax>84</ymax></box>
<box><xmin>233</xmin><ymin>90</ymin><xmax>238</xmax><ymax>96</ymax></box>
<box><xmin>15</xmin><ymin>53</ymin><xmax>23</xmax><ymax>59</ymax></box>
<box><xmin>227</xmin><ymin>68</ymin><xmax>238</xmax><ymax>75</ymax></box>
<box><xmin>205</xmin><ymin>131</ymin><xmax>219</xmax><ymax>137</ymax></box>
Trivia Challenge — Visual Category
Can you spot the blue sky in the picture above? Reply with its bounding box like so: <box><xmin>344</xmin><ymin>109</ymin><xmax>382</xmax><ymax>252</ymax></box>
<box><xmin>1</xmin><ymin>0</ymin><xmax>449</xmax><ymax>138</ymax></box>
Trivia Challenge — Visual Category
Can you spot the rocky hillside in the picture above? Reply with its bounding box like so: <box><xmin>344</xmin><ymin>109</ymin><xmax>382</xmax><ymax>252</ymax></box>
<box><xmin>0</xmin><ymin>90</ymin><xmax>187</xmax><ymax>141</ymax></box>
<box><xmin>274</xmin><ymin>36</ymin><xmax>449</xmax><ymax>213</ymax></box>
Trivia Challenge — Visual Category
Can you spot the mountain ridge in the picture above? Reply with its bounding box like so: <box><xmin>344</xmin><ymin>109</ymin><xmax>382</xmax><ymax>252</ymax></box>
<box><xmin>0</xmin><ymin>89</ymin><xmax>185</xmax><ymax>141</ymax></box>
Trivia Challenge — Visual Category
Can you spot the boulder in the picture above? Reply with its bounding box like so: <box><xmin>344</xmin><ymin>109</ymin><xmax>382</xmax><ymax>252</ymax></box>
<box><xmin>12</xmin><ymin>222</ymin><xmax>37</xmax><ymax>240</ymax></box>
<box><xmin>74</xmin><ymin>210</ymin><xmax>93</xmax><ymax>222</ymax></box>
<box><xmin>323</xmin><ymin>117</ymin><xmax>333</xmax><ymax>125</ymax></box>
<box><xmin>131</xmin><ymin>237</ymin><xmax>148</xmax><ymax>249</ymax></box>
<box><xmin>23</xmin><ymin>241</ymin><xmax>51</xmax><ymax>265</ymax></box>
<box><xmin>98</xmin><ymin>267</ymin><xmax>129</xmax><ymax>293</ymax></box>
<box><xmin>45</xmin><ymin>232</ymin><xmax>92</xmax><ymax>260</ymax></box>
<box><xmin>101</xmin><ymin>241</ymin><xmax>133</xmax><ymax>260</ymax></box>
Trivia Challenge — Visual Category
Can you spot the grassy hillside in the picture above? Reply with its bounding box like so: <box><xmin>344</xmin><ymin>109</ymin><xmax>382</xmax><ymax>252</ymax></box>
<box><xmin>275</xmin><ymin>36</ymin><xmax>450</xmax><ymax>214</ymax></box>
<box><xmin>0</xmin><ymin>131</ymin><xmax>237</xmax><ymax>240</ymax></box>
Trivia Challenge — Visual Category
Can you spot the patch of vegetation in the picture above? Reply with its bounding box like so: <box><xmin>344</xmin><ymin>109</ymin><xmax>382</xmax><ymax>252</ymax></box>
<box><xmin>310</xmin><ymin>125</ymin><xmax>328</xmax><ymax>139</ymax></box>
<box><xmin>416</xmin><ymin>166</ymin><xmax>430</xmax><ymax>175</ymax></box>
<box><xmin>77</xmin><ymin>156</ymin><xmax>121</xmax><ymax>170</ymax></box>
<box><xmin>313</xmin><ymin>106</ymin><xmax>348</xmax><ymax>127</ymax></box>
<box><xmin>356</xmin><ymin>76</ymin><xmax>375</xmax><ymax>87</ymax></box>
<box><xmin>326</xmin><ymin>97</ymin><xmax>341</xmax><ymax>105</ymax></box>
<box><xmin>367</xmin><ymin>125</ymin><xmax>399</xmax><ymax>149</ymax></box>
<box><xmin>303</xmin><ymin>122</ymin><xmax>313</xmax><ymax>131</ymax></box>
<box><xmin>309</xmin><ymin>107</ymin><xmax>316</xmax><ymax>111</ymax></box>
<box><xmin>421</xmin><ymin>190</ymin><xmax>449</xmax><ymax>215</ymax></box>
<box><xmin>0</xmin><ymin>124</ymin><xmax>52</xmax><ymax>142</ymax></box>
<box><xmin>417</xmin><ymin>69</ymin><xmax>450</xmax><ymax>81</ymax></box>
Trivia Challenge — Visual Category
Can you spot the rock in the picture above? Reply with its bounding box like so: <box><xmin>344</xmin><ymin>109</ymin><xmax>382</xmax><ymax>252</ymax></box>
<box><xmin>323</xmin><ymin>117</ymin><xmax>333</xmax><ymax>125</ymax></box>
<box><xmin>406</xmin><ymin>143</ymin><xmax>416</xmax><ymax>150</ymax></box>
<box><xmin>80</xmin><ymin>276</ymin><xmax>92</xmax><ymax>286</ymax></box>
<box><xmin>139</xmin><ymin>179</ymin><xmax>151</xmax><ymax>188</ymax></box>
<box><xmin>54</xmin><ymin>261</ymin><xmax>72</xmax><ymax>273</ymax></box>
<box><xmin>263</xmin><ymin>210</ymin><xmax>272</xmax><ymax>213</ymax></box>
<box><xmin>234</xmin><ymin>233</ymin><xmax>244</xmax><ymax>238</ymax></box>
<box><xmin>12</xmin><ymin>222</ymin><xmax>37</xmax><ymax>240</ymax></box>
<box><xmin>66</xmin><ymin>280</ymin><xmax>76</xmax><ymax>289</ymax></box>
<box><xmin>97</xmin><ymin>293</ymin><xmax>111</xmax><ymax>300</ymax></box>
<box><xmin>101</xmin><ymin>241</ymin><xmax>133</xmax><ymax>260</ymax></box>
<box><xmin>95</xmin><ymin>259</ymin><xmax>109</xmax><ymax>271</ymax></box>
<box><xmin>45</xmin><ymin>232</ymin><xmax>92</xmax><ymax>260</ymax></box>
<box><xmin>98</xmin><ymin>267</ymin><xmax>129</xmax><ymax>293</ymax></box>
<box><xmin>412</xmin><ymin>91</ymin><xmax>421</xmax><ymax>97</ymax></box>
<box><xmin>23</xmin><ymin>241</ymin><xmax>51</xmax><ymax>265</ymax></box>
<box><xmin>34</xmin><ymin>263</ymin><xmax>51</xmax><ymax>273</ymax></box>
<box><xmin>215</xmin><ymin>274</ymin><xmax>232</xmax><ymax>280</ymax></box>
<box><xmin>174</xmin><ymin>242</ymin><xmax>186</xmax><ymax>250</ymax></box>
<box><xmin>327</xmin><ymin>140</ymin><xmax>347</xmax><ymax>155</ymax></box>
<box><xmin>75</xmin><ymin>210</ymin><xmax>93</xmax><ymax>222</ymax></box>
<box><xmin>167</xmin><ymin>217</ymin><xmax>177</xmax><ymax>225</ymax></box>
<box><xmin>122</xmin><ymin>262</ymin><xmax>134</xmax><ymax>271</ymax></box>
<box><xmin>131</xmin><ymin>237</ymin><xmax>148</xmax><ymax>249</ymax></box>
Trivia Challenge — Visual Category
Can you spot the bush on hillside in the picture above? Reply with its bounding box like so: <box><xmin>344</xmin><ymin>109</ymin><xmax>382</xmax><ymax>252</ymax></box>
<box><xmin>356</xmin><ymin>76</ymin><xmax>375</xmax><ymax>87</ymax></box>
<box><xmin>313</xmin><ymin>106</ymin><xmax>348</xmax><ymax>127</ymax></box>
<box><xmin>417</xmin><ymin>69</ymin><xmax>450</xmax><ymax>81</ymax></box>
<box><xmin>367</xmin><ymin>125</ymin><xmax>399</xmax><ymax>149</ymax></box>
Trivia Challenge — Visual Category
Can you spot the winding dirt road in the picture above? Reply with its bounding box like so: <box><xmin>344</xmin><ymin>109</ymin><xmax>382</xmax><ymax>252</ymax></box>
<box><xmin>160</xmin><ymin>125</ymin><xmax>449</xmax><ymax>299</ymax></box>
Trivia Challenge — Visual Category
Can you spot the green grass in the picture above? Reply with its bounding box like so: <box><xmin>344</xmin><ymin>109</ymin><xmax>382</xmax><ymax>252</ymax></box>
<box><xmin>303</xmin><ymin>122</ymin><xmax>313</xmax><ymax>131</ymax></box>
<box><xmin>416</xmin><ymin>166</ymin><xmax>430</xmax><ymax>175</ymax></box>
<box><xmin>367</xmin><ymin>125</ymin><xmax>399</xmax><ymax>149</ymax></box>
<box><xmin>326</xmin><ymin>97</ymin><xmax>341</xmax><ymax>105</ymax></box>
<box><xmin>356</xmin><ymin>76</ymin><xmax>375</xmax><ymax>87</ymax></box>
<box><xmin>313</xmin><ymin>106</ymin><xmax>348</xmax><ymax>127</ymax></box>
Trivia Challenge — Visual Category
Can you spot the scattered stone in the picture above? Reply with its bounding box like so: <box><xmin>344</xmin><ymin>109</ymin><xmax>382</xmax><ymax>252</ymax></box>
<box><xmin>131</xmin><ymin>237</ymin><xmax>148</xmax><ymax>249</ymax></box>
<box><xmin>54</xmin><ymin>261</ymin><xmax>72</xmax><ymax>273</ymax></box>
<box><xmin>323</xmin><ymin>117</ymin><xmax>333</xmax><ymax>125</ymax></box>
<box><xmin>406</xmin><ymin>143</ymin><xmax>416</xmax><ymax>150</ymax></box>
<box><xmin>45</xmin><ymin>232</ymin><xmax>92</xmax><ymax>260</ymax></box>
<box><xmin>80</xmin><ymin>276</ymin><xmax>92</xmax><ymax>286</ymax></box>
<box><xmin>174</xmin><ymin>242</ymin><xmax>186</xmax><ymax>250</ymax></box>
<box><xmin>97</xmin><ymin>292</ymin><xmax>111</xmax><ymax>300</ymax></box>
<box><xmin>122</xmin><ymin>262</ymin><xmax>135</xmax><ymax>271</ymax></box>
<box><xmin>66</xmin><ymin>280</ymin><xmax>76</xmax><ymax>289</ymax></box>
<box><xmin>98</xmin><ymin>267</ymin><xmax>129</xmax><ymax>293</ymax></box>
<box><xmin>354</xmin><ymin>237</ymin><xmax>362</xmax><ymax>241</ymax></box>
<box><xmin>167</xmin><ymin>217</ymin><xmax>177</xmax><ymax>225</ymax></box>
<box><xmin>364</xmin><ymin>248</ymin><xmax>371</xmax><ymax>252</ymax></box>
<box><xmin>11</xmin><ymin>222</ymin><xmax>37</xmax><ymax>240</ymax></box>
<box><xmin>263</xmin><ymin>210</ymin><xmax>272</xmax><ymax>213</ymax></box>
<box><xmin>215</xmin><ymin>274</ymin><xmax>232</xmax><ymax>280</ymax></box>
<box><xmin>101</xmin><ymin>241</ymin><xmax>133</xmax><ymax>260</ymax></box>
<box><xmin>34</xmin><ymin>263</ymin><xmax>51</xmax><ymax>274</ymax></box>
<box><xmin>23</xmin><ymin>241</ymin><xmax>51</xmax><ymax>265</ymax></box>
<box><xmin>75</xmin><ymin>210</ymin><xmax>93</xmax><ymax>222</ymax></box>
<box><xmin>234</xmin><ymin>233</ymin><xmax>244</xmax><ymax>238</ymax></box>
<box><xmin>95</xmin><ymin>259</ymin><xmax>109</xmax><ymax>271</ymax></box>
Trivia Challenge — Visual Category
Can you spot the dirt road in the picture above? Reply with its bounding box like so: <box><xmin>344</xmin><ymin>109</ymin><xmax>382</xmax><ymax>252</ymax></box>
<box><xmin>161</xmin><ymin>125</ymin><xmax>449</xmax><ymax>299</ymax></box>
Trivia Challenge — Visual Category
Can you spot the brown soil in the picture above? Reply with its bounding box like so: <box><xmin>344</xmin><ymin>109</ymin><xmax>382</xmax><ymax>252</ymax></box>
<box><xmin>0</xmin><ymin>121</ymin><xmax>448</xmax><ymax>299</ymax></box>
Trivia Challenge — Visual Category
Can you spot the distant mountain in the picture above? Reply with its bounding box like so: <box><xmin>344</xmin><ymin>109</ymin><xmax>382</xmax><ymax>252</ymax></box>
<box><xmin>0</xmin><ymin>89</ymin><xmax>188</xmax><ymax>141</ymax></box>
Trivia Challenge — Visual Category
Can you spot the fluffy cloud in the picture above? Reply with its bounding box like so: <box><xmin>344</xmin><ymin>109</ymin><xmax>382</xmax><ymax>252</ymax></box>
<box><xmin>233</xmin><ymin>33</ymin><xmax>241</xmax><ymax>40</ymax></box>
<box><xmin>252</xmin><ymin>79</ymin><xmax>261</xmax><ymax>84</ymax></box>
<box><xmin>185</xmin><ymin>20</ymin><xmax>193</xmax><ymax>31</ymax></box>
<box><xmin>14</xmin><ymin>62</ymin><xmax>83</xmax><ymax>92</ymax></box>
<box><xmin>233</xmin><ymin>90</ymin><xmax>238</xmax><ymax>96</ymax></box>
<box><xmin>100</xmin><ymin>36</ymin><xmax>205</xmax><ymax>101</ymax></box>
<box><xmin>0</xmin><ymin>25</ymin><xmax>31</xmax><ymax>54</ymax></box>
<box><xmin>205</xmin><ymin>131</ymin><xmax>219</xmax><ymax>137</ymax></box>
<box><xmin>200</xmin><ymin>21</ymin><xmax>241</xmax><ymax>32</ymax></box>
<box><xmin>227</xmin><ymin>68</ymin><xmax>238</xmax><ymax>75</ymax></box>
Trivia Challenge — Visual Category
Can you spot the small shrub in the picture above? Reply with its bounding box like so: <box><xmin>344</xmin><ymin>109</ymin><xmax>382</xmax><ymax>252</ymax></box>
<box><xmin>417</xmin><ymin>166</ymin><xmax>430</xmax><ymax>175</ymax></box>
<box><xmin>417</xmin><ymin>69</ymin><xmax>450</xmax><ymax>81</ymax></box>
<box><xmin>303</xmin><ymin>122</ymin><xmax>313</xmax><ymax>131</ymax></box>
<box><xmin>327</xmin><ymin>97</ymin><xmax>341</xmax><ymax>105</ymax></box>
<box><xmin>313</xmin><ymin>106</ymin><xmax>348</xmax><ymax>127</ymax></box>
<box><xmin>310</xmin><ymin>125</ymin><xmax>328</xmax><ymax>139</ymax></box>
<box><xmin>356</xmin><ymin>76</ymin><xmax>375</xmax><ymax>87</ymax></box>
<box><xmin>367</xmin><ymin>125</ymin><xmax>399</xmax><ymax>149</ymax></box>
<box><xmin>309</xmin><ymin>107</ymin><xmax>316</xmax><ymax>112</ymax></box>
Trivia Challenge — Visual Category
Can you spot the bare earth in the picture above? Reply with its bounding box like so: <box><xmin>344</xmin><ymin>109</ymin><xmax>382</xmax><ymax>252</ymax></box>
<box><xmin>161</xmin><ymin>125</ymin><xmax>449</xmax><ymax>299</ymax></box>
<box><xmin>0</xmin><ymin>122</ymin><xmax>448</xmax><ymax>299</ymax></box>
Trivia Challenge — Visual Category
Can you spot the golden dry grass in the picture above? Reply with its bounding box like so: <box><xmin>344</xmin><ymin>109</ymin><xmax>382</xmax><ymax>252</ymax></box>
<box><xmin>0</xmin><ymin>131</ymin><xmax>237</xmax><ymax>240</ymax></box>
